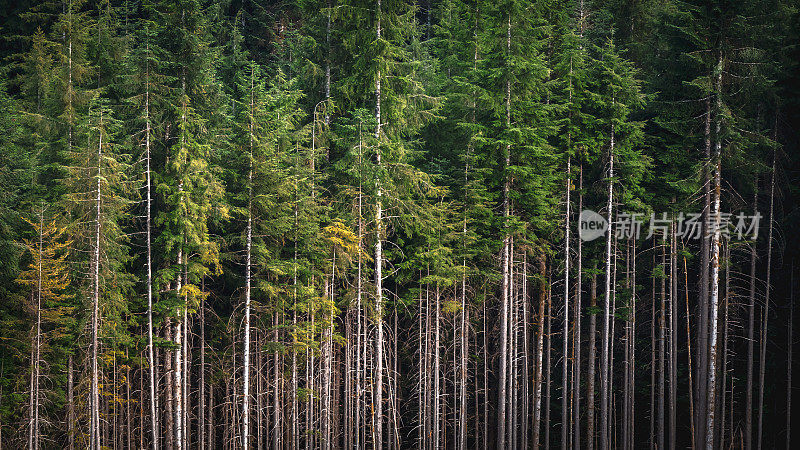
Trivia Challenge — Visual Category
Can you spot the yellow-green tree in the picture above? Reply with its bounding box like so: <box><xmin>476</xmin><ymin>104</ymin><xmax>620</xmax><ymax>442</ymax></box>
<box><xmin>16</xmin><ymin>211</ymin><xmax>72</xmax><ymax>449</ymax></box>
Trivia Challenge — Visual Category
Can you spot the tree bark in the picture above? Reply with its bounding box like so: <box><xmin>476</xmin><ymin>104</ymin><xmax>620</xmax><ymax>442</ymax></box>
<box><xmin>746</xmin><ymin>184</ymin><xmax>758</xmax><ymax>450</ymax></box>
<box><xmin>588</xmin><ymin>268</ymin><xmax>597</xmax><ymax>450</ymax></box>
<box><xmin>600</xmin><ymin>122</ymin><xmax>615</xmax><ymax>450</ymax></box>
<box><xmin>757</xmin><ymin>112</ymin><xmax>777</xmax><ymax>450</ymax></box>
<box><xmin>562</xmin><ymin>156</ymin><xmax>571</xmax><ymax>450</ymax></box>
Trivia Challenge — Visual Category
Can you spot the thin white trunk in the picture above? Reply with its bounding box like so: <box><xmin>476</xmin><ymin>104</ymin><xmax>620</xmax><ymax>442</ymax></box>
<box><xmin>573</xmin><ymin>166</ymin><xmax>583</xmax><ymax>449</ymax></box>
<box><xmin>705</xmin><ymin>58</ymin><xmax>723</xmax><ymax>448</ymax></box>
<box><xmin>563</xmin><ymin>157</ymin><xmax>571</xmax><ymax>450</ymax></box>
<box><xmin>374</xmin><ymin>1</ymin><xmax>384</xmax><ymax>447</ymax></box>
<box><xmin>91</xmin><ymin>109</ymin><xmax>103</xmax><ymax>450</ymax></box>
<box><xmin>144</xmin><ymin>43</ymin><xmax>158</xmax><ymax>450</ymax></box>
<box><xmin>498</xmin><ymin>13</ymin><xmax>512</xmax><ymax>450</ymax></box>
<box><xmin>600</xmin><ymin>122</ymin><xmax>615</xmax><ymax>450</ymax></box>
<box><xmin>241</xmin><ymin>66</ymin><xmax>255</xmax><ymax>450</ymax></box>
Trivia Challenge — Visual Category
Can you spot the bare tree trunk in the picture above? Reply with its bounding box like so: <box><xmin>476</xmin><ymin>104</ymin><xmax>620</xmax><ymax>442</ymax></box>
<box><xmin>562</xmin><ymin>157</ymin><xmax>571</xmax><ymax>450</ymax></box>
<box><xmin>720</xmin><ymin>242</ymin><xmax>730</xmax><ymax>450</ymax></box>
<box><xmin>787</xmin><ymin>265</ymin><xmax>793</xmax><ymax>450</ymax></box>
<box><xmin>544</xmin><ymin>275</ymin><xmax>553</xmax><ymax>449</ymax></box>
<box><xmin>600</xmin><ymin>122</ymin><xmax>615</xmax><ymax>450</ymax></box>
<box><xmin>650</xmin><ymin>251</ymin><xmax>656</xmax><ymax>450</ymax></box>
<box><xmin>165</xmin><ymin>321</ymin><xmax>174</xmax><ymax>450</ymax></box>
<box><xmin>200</xmin><ymin>283</ymin><xmax>206</xmax><ymax>450</ymax></box>
<box><xmin>588</xmin><ymin>269</ymin><xmax>597</xmax><ymax>450</ymax></box>
<box><xmin>90</xmin><ymin>110</ymin><xmax>104</xmax><ymax>450</ymax></box>
<box><xmin>374</xmin><ymin>2</ymin><xmax>385</xmax><ymax>447</ymax></box>
<box><xmin>29</xmin><ymin>211</ymin><xmax>44</xmax><ymax>450</ymax></box>
<box><xmin>629</xmin><ymin>238</ymin><xmax>636</xmax><ymax>450</ymax></box>
<box><xmin>483</xmin><ymin>295</ymin><xmax>489</xmax><ymax>450</ymax></box>
<box><xmin>68</xmin><ymin>354</ymin><xmax>74</xmax><ymax>450</ymax></box>
<box><xmin>746</xmin><ymin>185</ymin><xmax>757</xmax><ymax>450</ymax></box>
<box><xmin>706</xmin><ymin>60</ymin><xmax>724</xmax><ymax>448</ymax></box>
<box><xmin>241</xmin><ymin>66</ymin><xmax>255</xmax><ymax>450</ymax></box>
<box><xmin>696</xmin><ymin>96</ymin><xmax>712</xmax><ymax>449</ymax></box>
<box><xmin>757</xmin><ymin>113</ymin><xmax>777</xmax><ymax>450</ymax></box>
<box><xmin>433</xmin><ymin>283</ymin><xmax>441</xmax><ymax>450</ymax></box>
<box><xmin>273</xmin><ymin>313</ymin><xmax>281</xmax><ymax>450</ymax></box>
<box><xmin>684</xmin><ymin>254</ymin><xmax>695</xmax><ymax>450</ymax></box>
<box><xmin>459</xmin><ymin>223</ymin><xmax>468</xmax><ymax>450</ymax></box>
<box><xmin>354</xmin><ymin>123</ymin><xmax>364</xmax><ymax>450</ymax></box>
<box><xmin>532</xmin><ymin>256</ymin><xmax>547</xmax><ymax>449</ymax></box>
<box><xmin>144</xmin><ymin>41</ymin><xmax>158</xmax><ymax>450</ymax></box>
<box><xmin>659</xmin><ymin>237</ymin><xmax>666</xmax><ymax>450</ymax></box>
<box><xmin>670</xmin><ymin>222</ymin><xmax>677</xmax><ymax>450</ymax></box>
<box><xmin>573</xmin><ymin>166</ymin><xmax>583</xmax><ymax>449</ymax></box>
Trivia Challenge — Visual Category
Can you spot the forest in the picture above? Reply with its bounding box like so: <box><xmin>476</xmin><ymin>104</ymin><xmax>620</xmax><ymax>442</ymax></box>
<box><xmin>0</xmin><ymin>0</ymin><xmax>798</xmax><ymax>448</ymax></box>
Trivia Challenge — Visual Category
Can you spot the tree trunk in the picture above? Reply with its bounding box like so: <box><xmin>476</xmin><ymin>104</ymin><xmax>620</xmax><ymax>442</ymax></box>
<box><xmin>787</xmin><ymin>265</ymin><xmax>793</xmax><ymax>450</ymax></box>
<box><xmin>144</xmin><ymin>47</ymin><xmax>158</xmax><ymax>449</ymax></box>
<box><xmin>659</xmin><ymin>237</ymin><xmax>666</xmax><ymax>450</ymax></box>
<box><xmin>706</xmin><ymin>59</ymin><xmax>724</xmax><ymax>448</ymax></box>
<box><xmin>90</xmin><ymin>110</ymin><xmax>104</xmax><ymax>450</ymax></box>
<box><xmin>745</xmin><ymin>183</ymin><xmax>757</xmax><ymax>450</ymax></box>
<box><xmin>544</xmin><ymin>274</ymin><xmax>553</xmax><ymax>449</ymax></box>
<box><xmin>696</xmin><ymin>96</ymin><xmax>712</xmax><ymax>449</ymax></box>
<box><xmin>532</xmin><ymin>256</ymin><xmax>547</xmax><ymax>449</ymax></box>
<box><xmin>374</xmin><ymin>2</ymin><xmax>385</xmax><ymax>447</ymax></box>
<box><xmin>600</xmin><ymin>122</ymin><xmax>615</xmax><ymax>450</ymax></box>
<box><xmin>242</xmin><ymin>66</ymin><xmax>255</xmax><ymax>450</ymax></box>
<box><xmin>68</xmin><ymin>354</ymin><xmax>74</xmax><ymax>450</ymax></box>
<box><xmin>757</xmin><ymin>112</ymin><xmax>777</xmax><ymax>450</ymax></box>
<box><xmin>588</xmin><ymin>269</ymin><xmax>597</xmax><ymax>450</ymax></box>
<box><xmin>573</xmin><ymin>165</ymin><xmax>583</xmax><ymax>449</ymax></box>
<box><xmin>562</xmin><ymin>156</ymin><xmax>571</xmax><ymax>450</ymax></box>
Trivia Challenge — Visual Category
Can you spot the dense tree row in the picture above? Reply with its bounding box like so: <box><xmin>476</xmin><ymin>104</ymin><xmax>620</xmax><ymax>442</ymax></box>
<box><xmin>0</xmin><ymin>0</ymin><xmax>798</xmax><ymax>448</ymax></box>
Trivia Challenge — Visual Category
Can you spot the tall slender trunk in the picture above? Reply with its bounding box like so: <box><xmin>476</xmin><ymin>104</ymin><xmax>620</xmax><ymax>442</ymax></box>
<box><xmin>600</xmin><ymin>122</ymin><xmax>615</xmax><ymax>450</ymax></box>
<box><xmin>720</xmin><ymin>242</ymin><xmax>730</xmax><ymax>449</ymax></box>
<box><xmin>685</xmin><ymin>255</ymin><xmax>695</xmax><ymax>450</ymax></box>
<box><xmin>497</xmin><ymin>13</ymin><xmax>512</xmax><ymax>450</ymax></box>
<box><xmin>241</xmin><ymin>66</ymin><xmax>255</xmax><ymax>450</ymax></box>
<box><xmin>165</xmin><ymin>321</ymin><xmax>174</xmax><ymax>450</ymax></box>
<box><xmin>696</xmin><ymin>96</ymin><xmax>712</xmax><ymax>449</ymax></box>
<box><xmin>629</xmin><ymin>238</ymin><xmax>636</xmax><ymax>450</ymax></box>
<box><xmin>68</xmin><ymin>354</ymin><xmax>74</xmax><ymax>450</ymax></box>
<box><xmin>573</xmin><ymin>165</ymin><xmax>583</xmax><ymax>449</ymax></box>
<box><xmin>757</xmin><ymin>112</ymin><xmax>777</xmax><ymax>450</ymax></box>
<box><xmin>588</xmin><ymin>269</ymin><xmax>597</xmax><ymax>450</ymax></box>
<box><xmin>532</xmin><ymin>256</ymin><xmax>547</xmax><ymax>449</ymax></box>
<box><xmin>706</xmin><ymin>58</ymin><xmax>724</xmax><ymax>448</ymax></box>
<box><xmin>28</xmin><ymin>212</ymin><xmax>43</xmax><ymax>450</ymax></box>
<box><xmin>144</xmin><ymin>44</ymin><xmax>158</xmax><ymax>450</ymax></box>
<box><xmin>787</xmin><ymin>265</ymin><xmax>793</xmax><ymax>450</ymax></box>
<box><xmin>90</xmin><ymin>109</ymin><xmax>104</xmax><ymax>450</ymax></box>
<box><xmin>650</xmin><ymin>251</ymin><xmax>656</xmax><ymax>450</ymax></box>
<box><xmin>433</xmin><ymin>283</ymin><xmax>441</xmax><ymax>450</ymax></box>
<box><xmin>670</xmin><ymin>221</ymin><xmax>677</xmax><ymax>450</ymax></box>
<box><xmin>544</xmin><ymin>275</ymin><xmax>553</xmax><ymax>449</ymax></box>
<box><xmin>458</xmin><ymin>162</ymin><xmax>469</xmax><ymax>450</ymax></box>
<box><xmin>374</xmin><ymin>2</ymin><xmax>385</xmax><ymax>447</ymax></box>
<box><xmin>562</xmin><ymin>157</ymin><xmax>571</xmax><ymax>450</ymax></box>
<box><xmin>659</xmin><ymin>240</ymin><xmax>667</xmax><ymax>450</ymax></box>
<box><xmin>746</xmin><ymin>184</ymin><xmax>757</xmax><ymax>450</ymax></box>
<box><xmin>355</xmin><ymin>121</ymin><xmax>364</xmax><ymax>450</ymax></box>
<box><xmin>483</xmin><ymin>296</ymin><xmax>488</xmax><ymax>450</ymax></box>
<box><xmin>199</xmin><ymin>280</ymin><xmax>206</xmax><ymax>450</ymax></box>
<box><xmin>273</xmin><ymin>312</ymin><xmax>281</xmax><ymax>450</ymax></box>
